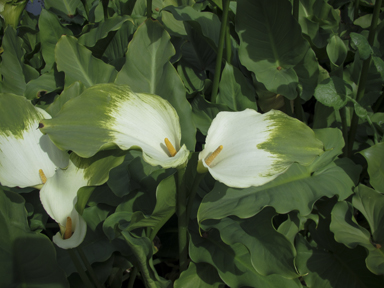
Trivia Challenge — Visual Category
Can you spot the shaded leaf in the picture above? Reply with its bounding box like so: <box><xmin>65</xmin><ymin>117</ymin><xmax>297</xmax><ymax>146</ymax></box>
<box><xmin>236</xmin><ymin>0</ymin><xmax>309</xmax><ymax>99</ymax></box>
<box><xmin>38</xmin><ymin>9</ymin><xmax>73</xmax><ymax>72</ymax></box>
<box><xmin>115</xmin><ymin>19</ymin><xmax>196</xmax><ymax>150</ymax></box>
<box><xmin>359</xmin><ymin>142</ymin><xmax>384</xmax><ymax>192</ymax></box>
<box><xmin>217</xmin><ymin>63</ymin><xmax>257</xmax><ymax>111</ymax></box>
<box><xmin>0</xmin><ymin>189</ymin><xmax>68</xmax><ymax>288</ymax></box>
<box><xmin>55</xmin><ymin>35</ymin><xmax>118</xmax><ymax>87</ymax></box>
<box><xmin>174</xmin><ymin>262</ymin><xmax>224</xmax><ymax>288</ymax></box>
<box><xmin>189</xmin><ymin>226</ymin><xmax>301</xmax><ymax>288</ymax></box>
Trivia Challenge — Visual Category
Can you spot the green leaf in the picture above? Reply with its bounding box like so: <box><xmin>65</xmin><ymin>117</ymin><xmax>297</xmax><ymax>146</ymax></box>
<box><xmin>55</xmin><ymin>35</ymin><xmax>118</xmax><ymax>88</ymax></box>
<box><xmin>107</xmin><ymin>154</ymin><xmax>138</xmax><ymax>197</ymax></box>
<box><xmin>189</xmin><ymin>226</ymin><xmax>301</xmax><ymax>288</ymax></box>
<box><xmin>359</xmin><ymin>142</ymin><xmax>384</xmax><ymax>192</ymax></box>
<box><xmin>296</xmin><ymin>198</ymin><xmax>384</xmax><ymax>288</ymax></box>
<box><xmin>163</xmin><ymin>5</ymin><xmax>221</xmax><ymax>50</ymax></box>
<box><xmin>45</xmin><ymin>0</ymin><xmax>86</xmax><ymax>22</ymax></box>
<box><xmin>174</xmin><ymin>262</ymin><xmax>224</xmax><ymax>288</ymax></box>
<box><xmin>198</xmin><ymin>128</ymin><xmax>359</xmax><ymax>221</ymax></box>
<box><xmin>217</xmin><ymin>63</ymin><xmax>257</xmax><ymax>111</ymax></box>
<box><xmin>330</xmin><ymin>185</ymin><xmax>384</xmax><ymax>275</ymax></box>
<box><xmin>46</xmin><ymin>81</ymin><xmax>86</xmax><ymax>117</ymax></box>
<box><xmin>25</xmin><ymin>72</ymin><xmax>61</xmax><ymax>100</ymax></box>
<box><xmin>293</xmin><ymin>47</ymin><xmax>320</xmax><ymax>101</ymax></box>
<box><xmin>78</xmin><ymin>15</ymin><xmax>133</xmax><ymax>48</ymax></box>
<box><xmin>115</xmin><ymin>19</ymin><xmax>196</xmax><ymax>150</ymax></box>
<box><xmin>0</xmin><ymin>189</ymin><xmax>68</xmax><ymax>287</ymax></box>
<box><xmin>277</xmin><ymin>211</ymin><xmax>319</xmax><ymax>245</ymax></box>
<box><xmin>327</xmin><ymin>34</ymin><xmax>347</xmax><ymax>66</ymax></box>
<box><xmin>236</xmin><ymin>0</ymin><xmax>309</xmax><ymax>99</ymax></box>
<box><xmin>191</xmin><ymin>94</ymin><xmax>230</xmax><ymax>135</ymax></box>
<box><xmin>104</xmin><ymin>173</ymin><xmax>176</xmax><ymax>240</ymax></box>
<box><xmin>314</xmin><ymin>76</ymin><xmax>350</xmax><ymax>109</ymax></box>
<box><xmin>353</xmin><ymin>185</ymin><xmax>384</xmax><ymax>251</ymax></box>
<box><xmin>102</xmin><ymin>20</ymin><xmax>135</xmax><ymax>69</ymax></box>
<box><xmin>297</xmin><ymin>0</ymin><xmax>340</xmax><ymax>48</ymax></box>
<box><xmin>121</xmin><ymin>231</ymin><xmax>172</xmax><ymax>288</ymax></box>
<box><xmin>0</xmin><ymin>26</ymin><xmax>38</xmax><ymax>95</ymax></box>
<box><xmin>56</xmin><ymin>204</ymin><xmax>131</xmax><ymax>276</ymax></box>
<box><xmin>38</xmin><ymin>9</ymin><xmax>73</xmax><ymax>72</ymax></box>
<box><xmin>350</xmin><ymin>32</ymin><xmax>373</xmax><ymax>60</ymax></box>
<box><xmin>201</xmin><ymin>207</ymin><xmax>297</xmax><ymax>279</ymax></box>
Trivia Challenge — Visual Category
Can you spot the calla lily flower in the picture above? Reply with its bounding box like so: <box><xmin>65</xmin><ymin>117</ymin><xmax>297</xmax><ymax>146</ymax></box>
<box><xmin>40</xmin><ymin>159</ymin><xmax>88</xmax><ymax>249</ymax></box>
<box><xmin>39</xmin><ymin>83</ymin><xmax>190</xmax><ymax>168</ymax></box>
<box><xmin>198</xmin><ymin>109</ymin><xmax>323</xmax><ymax>188</ymax></box>
<box><xmin>0</xmin><ymin>94</ymin><xmax>69</xmax><ymax>188</ymax></box>
<box><xmin>0</xmin><ymin>94</ymin><xmax>87</xmax><ymax>249</ymax></box>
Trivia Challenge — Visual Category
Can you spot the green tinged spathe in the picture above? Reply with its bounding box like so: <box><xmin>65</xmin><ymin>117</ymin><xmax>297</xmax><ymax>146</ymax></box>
<box><xmin>198</xmin><ymin>109</ymin><xmax>324</xmax><ymax>188</ymax></box>
<box><xmin>40</xmin><ymin>83</ymin><xmax>190</xmax><ymax>169</ymax></box>
<box><xmin>0</xmin><ymin>93</ymin><xmax>69</xmax><ymax>188</ymax></box>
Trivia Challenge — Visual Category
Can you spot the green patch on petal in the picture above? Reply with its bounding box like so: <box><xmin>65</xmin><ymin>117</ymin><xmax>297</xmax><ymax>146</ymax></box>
<box><xmin>257</xmin><ymin>110</ymin><xmax>324</xmax><ymax>177</ymax></box>
<box><xmin>40</xmin><ymin>83</ymin><xmax>188</xmax><ymax>168</ymax></box>
<box><xmin>0</xmin><ymin>93</ymin><xmax>43</xmax><ymax>138</ymax></box>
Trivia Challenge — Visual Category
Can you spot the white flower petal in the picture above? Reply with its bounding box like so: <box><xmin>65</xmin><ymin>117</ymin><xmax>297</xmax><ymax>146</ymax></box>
<box><xmin>110</xmin><ymin>92</ymin><xmax>189</xmax><ymax>168</ymax></box>
<box><xmin>40</xmin><ymin>158</ymin><xmax>89</xmax><ymax>249</ymax></box>
<box><xmin>40</xmin><ymin>84</ymin><xmax>190</xmax><ymax>168</ymax></box>
<box><xmin>40</xmin><ymin>160</ymin><xmax>88</xmax><ymax>226</ymax></box>
<box><xmin>0</xmin><ymin>103</ymin><xmax>69</xmax><ymax>188</ymax></box>
<box><xmin>52</xmin><ymin>209</ymin><xmax>87</xmax><ymax>249</ymax></box>
<box><xmin>199</xmin><ymin>109</ymin><xmax>323</xmax><ymax>188</ymax></box>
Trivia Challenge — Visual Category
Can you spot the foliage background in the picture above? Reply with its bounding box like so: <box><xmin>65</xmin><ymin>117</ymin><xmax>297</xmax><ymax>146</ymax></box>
<box><xmin>0</xmin><ymin>0</ymin><xmax>383</xmax><ymax>287</ymax></box>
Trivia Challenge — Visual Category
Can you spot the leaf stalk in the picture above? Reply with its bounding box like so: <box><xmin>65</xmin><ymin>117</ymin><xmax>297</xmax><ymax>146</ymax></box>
<box><xmin>347</xmin><ymin>0</ymin><xmax>382</xmax><ymax>157</ymax></box>
<box><xmin>211</xmin><ymin>0</ymin><xmax>231</xmax><ymax>104</ymax></box>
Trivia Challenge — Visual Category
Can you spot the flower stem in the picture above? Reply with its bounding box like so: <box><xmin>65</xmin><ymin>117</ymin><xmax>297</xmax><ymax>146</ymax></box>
<box><xmin>176</xmin><ymin>166</ymin><xmax>188</xmax><ymax>272</ymax></box>
<box><xmin>80</xmin><ymin>0</ymin><xmax>90</xmax><ymax>20</ymax></box>
<box><xmin>77</xmin><ymin>247</ymin><xmax>104</xmax><ymax>288</ymax></box>
<box><xmin>186</xmin><ymin>172</ymin><xmax>206</xmax><ymax>221</ymax></box>
<box><xmin>225</xmin><ymin>24</ymin><xmax>232</xmax><ymax>63</ymax></box>
<box><xmin>127</xmin><ymin>267</ymin><xmax>138</xmax><ymax>288</ymax></box>
<box><xmin>147</xmin><ymin>0</ymin><xmax>152</xmax><ymax>19</ymax></box>
<box><xmin>340</xmin><ymin>107</ymin><xmax>349</xmax><ymax>157</ymax></box>
<box><xmin>211</xmin><ymin>0</ymin><xmax>231</xmax><ymax>104</ymax></box>
<box><xmin>347</xmin><ymin>0</ymin><xmax>382</xmax><ymax>157</ymax></box>
<box><xmin>67</xmin><ymin>249</ymin><xmax>94</xmax><ymax>288</ymax></box>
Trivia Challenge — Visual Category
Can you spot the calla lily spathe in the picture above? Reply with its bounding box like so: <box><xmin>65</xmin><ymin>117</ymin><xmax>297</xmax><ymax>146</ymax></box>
<box><xmin>198</xmin><ymin>109</ymin><xmax>324</xmax><ymax>188</ymax></box>
<box><xmin>40</xmin><ymin>159</ymin><xmax>88</xmax><ymax>249</ymax></box>
<box><xmin>39</xmin><ymin>83</ymin><xmax>190</xmax><ymax>169</ymax></box>
<box><xmin>0</xmin><ymin>94</ymin><xmax>86</xmax><ymax>248</ymax></box>
<box><xmin>0</xmin><ymin>94</ymin><xmax>69</xmax><ymax>188</ymax></box>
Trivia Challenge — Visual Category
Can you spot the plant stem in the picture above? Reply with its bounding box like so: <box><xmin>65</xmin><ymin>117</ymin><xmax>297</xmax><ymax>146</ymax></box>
<box><xmin>81</xmin><ymin>0</ymin><xmax>90</xmax><ymax>20</ymax></box>
<box><xmin>225</xmin><ymin>24</ymin><xmax>232</xmax><ymax>63</ymax></box>
<box><xmin>294</xmin><ymin>96</ymin><xmax>305</xmax><ymax>122</ymax></box>
<box><xmin>176</xmin><ymin>167</ymin><xmax>188</xmax><ymax>272</ymax></box>
<box><xmin>102</xmin><ymin>0</ymin><xmax>109</xmax><ymax>20</ymax></box>
<box><xmin>186</xmin><ymin>172</ymin><xmax>206</xmax><ymax>222</ymax></box>
<box><xmin>68</xmin><ymin>249</ymin><xmax>94</xmax><ymax>288</ymax></box>
<box><xmin>77</xmin><ymin>247</ymin><xmax>104</xmax><ymax>288</ymax></box>
<box><xmin>354</xmin><ymin>0</ymin><xmax>360</xmax><ymax>20</ymax></box>
<box><xmin>147</xmin><ymin>0</ymin><xmax>152</xmax><ymax>19</ymax></box>
<box><xmin>127</xmin><ymin>267</ymin><xmax>138</xmax><ymax>288</ymax></box>
<box><xmin>373</xmin><ymin>90</ymin><xmax>384</xmax><ymax>112</ymax></box>
<box><xmin>347</xmin><ymin>0</ymin><xmax>382</xmax><ymax>156</ymax></box>
<box><xmin>211</xmin><ymin>0</ymin><xmax>230</xmax><ymax>104</ymax></box>
<box><xmin>339</xmin><ymin>107</ymin><xmax>349</xmax><ymax>157</ymax></box>
<box><xmin>284</xmin><ymin>97</ymin><xmax>293</xmax><ymax>116</ymax></box>
<box><xmin>292</xmin><ymin>0</ymin><xmax>299</xmax><ymax>20</ymax></box>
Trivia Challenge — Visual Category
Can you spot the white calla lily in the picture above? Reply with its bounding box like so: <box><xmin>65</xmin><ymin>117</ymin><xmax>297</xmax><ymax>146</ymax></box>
<box><xmin>40</xmin><ymin>159</ymin><xmax>88</xmax><ymax>249</ymax></box>
<box><xmin>0</xmin><ymin>94</ymin><xmax>69</xmax><ymax>188</ymax></box>
<box><xmin>40</xmin><ymin>84</ymin><xmax>190</xmax><ymax>169</ymax></box>
<box><xmin>198</xmin><ymin>109</ymin><xmax>323</xmax><ymax>188</ymax></box>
